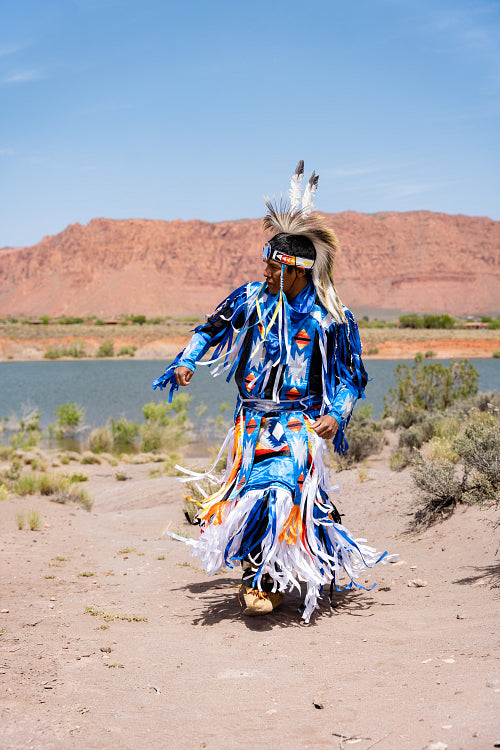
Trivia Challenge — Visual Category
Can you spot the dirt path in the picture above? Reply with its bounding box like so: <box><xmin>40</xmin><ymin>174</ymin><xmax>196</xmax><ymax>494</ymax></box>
<box><xmin>1</xmin><ymin>451</ymin><xmax>499</xmax><ymax>749</ymax></box>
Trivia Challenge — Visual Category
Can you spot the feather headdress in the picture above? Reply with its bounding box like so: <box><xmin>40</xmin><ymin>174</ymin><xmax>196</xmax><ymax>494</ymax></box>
<box><xmin>263</xmin><ymin>161</ymin><xmax>346</xmax><ymax>324</ymax></box>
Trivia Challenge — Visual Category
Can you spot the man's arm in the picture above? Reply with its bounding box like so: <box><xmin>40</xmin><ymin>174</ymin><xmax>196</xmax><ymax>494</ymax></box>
<box><xmin>152</xmin><ymin>283</ymin><xmax>250</xmax><ymax>399</ymax></box>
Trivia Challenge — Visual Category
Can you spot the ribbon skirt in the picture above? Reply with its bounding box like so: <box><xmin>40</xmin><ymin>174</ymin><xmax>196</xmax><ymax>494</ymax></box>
<box><xmin>173</xmin><ymin>409</ymin><xmax>387</xmax><ymax>622</ymax></box>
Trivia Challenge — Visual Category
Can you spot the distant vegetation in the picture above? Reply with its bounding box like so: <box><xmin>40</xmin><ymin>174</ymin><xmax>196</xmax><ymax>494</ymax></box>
<box><xmin>44</xmin><ymin>340</ymin><xmax>86</xmax><ymax>359</ymax></box>
<box><xmin>357</xmin><ymin>317</ymin><xmax>396</xmax><ymax>328</ymax></box>
<box><xmin>2</xmin><ymin>311</ymin><xmax>499</xmax><ymax>334</ymax></box>
<box><xmin>0</xmin><ymin>313</ymin><xmax>202</xmax><ymax>326</ymax></box>
<box><xmin>398</xmin><ymin>313</ymin><xmax>455</xmax><ymax>329</ymax></box>
<box><xmin>354</xmin><ymin>313</ymin><xmax>500</xmax><ymax>329</ymax></box>
<box><xmin>95</xmin><ymin>340</ymin><xmax>114</xmax><ymax>358</ymax></box>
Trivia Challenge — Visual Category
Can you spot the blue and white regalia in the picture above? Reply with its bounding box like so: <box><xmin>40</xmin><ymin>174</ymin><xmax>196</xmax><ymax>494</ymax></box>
<box><xmin>153</xmin><ymin>161</ymin><xmax>387</xmax><ymax>622</ymax></box>
<box><xmin>153</xmin><ymin>279</ymin><xmax>387</xmax><ymax>621</ymax></box>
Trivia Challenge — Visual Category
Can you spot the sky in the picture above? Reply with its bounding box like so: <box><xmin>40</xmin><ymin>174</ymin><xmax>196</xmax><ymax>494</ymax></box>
<box><xmin>1</xmin><ymin>0</ymin><xmax>499</xmax><ymax>247</ymax></box>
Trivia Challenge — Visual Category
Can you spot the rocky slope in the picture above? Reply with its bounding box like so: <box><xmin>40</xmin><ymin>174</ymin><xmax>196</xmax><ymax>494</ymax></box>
<box><xmin>1</xmin><ymin>211</ymin><xmax>499</xmax><ymax>317</ymax></box>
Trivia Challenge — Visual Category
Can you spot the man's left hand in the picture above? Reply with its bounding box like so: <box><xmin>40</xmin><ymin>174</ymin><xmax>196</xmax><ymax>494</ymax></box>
<box><xmin>311</xmin><ymin>415</ymin><xmax>339</xmax><ymax>440</ymax></box>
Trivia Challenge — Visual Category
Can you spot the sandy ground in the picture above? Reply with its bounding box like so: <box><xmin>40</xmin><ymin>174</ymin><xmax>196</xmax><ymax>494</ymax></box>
<box><xmin>0</xmin><ymin>447</ymin><xmax>499</xmax><ymax>750</ymax></box>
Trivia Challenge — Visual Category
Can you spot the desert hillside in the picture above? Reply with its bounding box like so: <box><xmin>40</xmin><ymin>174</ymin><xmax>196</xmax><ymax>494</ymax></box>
<box><xmin>1</xmin><ymin>210</ymin><xmax>499</xmax><ymax>318</ymax></box>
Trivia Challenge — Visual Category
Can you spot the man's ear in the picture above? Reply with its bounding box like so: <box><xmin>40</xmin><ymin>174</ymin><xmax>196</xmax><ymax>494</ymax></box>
<box><xmin>296</xmin><ymin>266</ymin><xmax>307</xmax><ymax>278</ymax></box>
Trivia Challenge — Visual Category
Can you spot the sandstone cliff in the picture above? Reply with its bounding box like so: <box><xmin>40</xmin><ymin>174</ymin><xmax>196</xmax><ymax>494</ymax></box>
<box><xmin>0</xmin><ymin>211</ymin><xmax>498</xmax><ymax>317</ymax></box>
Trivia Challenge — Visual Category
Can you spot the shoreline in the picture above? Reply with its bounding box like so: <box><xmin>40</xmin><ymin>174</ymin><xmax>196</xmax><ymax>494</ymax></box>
<box><xmin>0</xmin><ymin>324</ymin><xmax>499</xmax><ymax>362</ymax></box>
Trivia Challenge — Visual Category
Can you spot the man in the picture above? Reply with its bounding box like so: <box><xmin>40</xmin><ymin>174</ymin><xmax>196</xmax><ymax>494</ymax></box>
<box><xmin>153</xmin><ymin>162</ymin><xmax>385</xmax><ymax>622</ymax></box>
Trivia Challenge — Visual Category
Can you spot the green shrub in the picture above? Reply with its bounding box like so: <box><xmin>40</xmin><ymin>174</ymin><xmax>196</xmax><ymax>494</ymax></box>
<box><xmin>389</xmin><ymin>447</ymin><xmax>413</xmax><ymax>472</ymax></box>
<box><xmin>14</xmin><ymin>473</ymin><xmax>39</xmax><ymax>495</ymax></box>
<box><xmin>384</xmin><ymin>354</ymin><xmax>479</xmax><ymax>426</ymax></box>
<box><xmin>95</xmin><ymin>340</ymin><xmax>114</xmax><ymax>358</ymax></box>
<box><xmin>65</xmin><ymin>340</ymin><xmax>86</xmax><ymax>358</ymax></box>
<box><xmin>139</xmin><ymin>422</ymin><xmax>164</xmax><ymax>453</ymax></box>
<box><xmin>111</xmin><ymin>418</ymin><xmax>139</xmax><ymax>450</ymax></box>
<box><xmin>53</xmin><ymin>402</ymin><xmax>84</xmax><ymax>436</ymax></box>
<box><xmin>4</xmin><ymin>458</ymin><xmax>21</xmax><ymax>481</ymax></box>
<box><xmin>398</xmin><ymin>417</ymin><xmax>435</xmax><ymax>451</ymax></box>
<box><xmin>88</xmin><ymin>426</ymin><xmax>113</xmax><ymax>454</ymax></box>
<box><xmin>425</xmin><ymin>436</ymin><xmax>459</xmax><ymax>464</ymax></box>
<box><xmin>0</xmin><ymin>443</ymin><xmax>14</xmax><ymax>460</ymax></box>
<box><xmin>44</xmin><ymin>341</ymin><xmax>86</xmax><ymax>359</ymax></box>
<box><xmin>140</xmin><ymin>394</ymin><xmax>191</xmax><ymax>453</ymax></box>
<box><xmin>454</xmin><ymin>416</ymin><xmax>500</xmax><ymax>489</ymax></box>
<box><xmin>130</xmin><ymin>315</ymin><xmax>146</xmax><ymax>325</ymax></box>
<box><xmin>38</xmin><ymin>472</ymin><xmax>71</xmax><ymax>495</ymax></box>
<box><xmin>332</xmin><ymin>404</ymin><xmax>384</xmax><ymax>467</ymax></box>
<box><xmin>39</xmin><ymin>315</ymin><xmax>51</xmax><ymax>325</ymax></box>
<box><xmin>69</xmin><ymin>472</ymin><xmax>89</xmax><ymax>483</ymax></box>
<box><xmin>398</xmin><ymin>313</ymin><xmax>455</xmax><ymax>329</ymax></box>
<box><xmin>58</xmin><ymin>316</ymin><xmax>84</xmax><ymax>325</ymax></box>
<box><xmin>399</xmin><ymin>313</ymin><xmax>424</xmax><ymax>329</ymax></box>
<box><xmin>412</xmin><ymin>455</ymin><xmax>463</xmax><ymax>526</ymax></box>
<box><xmin>422</xmin><ymin>314</ymin><xmax>455</xmax><ymax>329</ymax></box>
<box><xmin>411</xmin><ymin>410</ymin><xmax>500</xmax><ymax>528</ymax></box>
<box><xmin>44</xmin><ymin>347</ymin><xmax>61</xmax><ymax>360</ymax></box>
<box><xmin>117</xmin><ymin>345</ymin><xmax>137</xmax><ymax>357</ymax></box>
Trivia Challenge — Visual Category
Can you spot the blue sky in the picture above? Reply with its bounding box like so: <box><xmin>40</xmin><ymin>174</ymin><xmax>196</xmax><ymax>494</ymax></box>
<box><xmin>1</xmin><ymin>0</ymin><xmax>499</xmax><ymax>247</ymax></box>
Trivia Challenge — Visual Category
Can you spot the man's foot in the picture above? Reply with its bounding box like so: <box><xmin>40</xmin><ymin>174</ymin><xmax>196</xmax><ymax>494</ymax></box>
<box><xmin>241</xmin><ymin>586</ymin><xmax>285</xmax><ymax>617</ymax></box>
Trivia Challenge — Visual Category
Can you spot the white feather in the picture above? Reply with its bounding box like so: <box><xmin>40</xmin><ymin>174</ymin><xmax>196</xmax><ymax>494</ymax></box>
<box><xmin>302</xmin><ymin>171</ymin><xmax>318</xmax><ymax>216</ymax></box>
<box><xmin>288</xmin><ymin>161</ymin><xmax>304</xmax><ymax>213</ymax></box>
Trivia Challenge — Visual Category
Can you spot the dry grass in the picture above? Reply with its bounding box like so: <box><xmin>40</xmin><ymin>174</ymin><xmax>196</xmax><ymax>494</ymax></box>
<box><xmin>84</xmin><ymin>605</ymin><xmax>147</xmax><ymax>622</ymax></box>
<box><xmin>27</xmin><ymin>508</ymin><xmax>42</xmax><ymax>530</ymax></box>
<box><xmin>12</xmin><ymin>471</ymin><xmax>94</xmax><ymax>511</ymax></box>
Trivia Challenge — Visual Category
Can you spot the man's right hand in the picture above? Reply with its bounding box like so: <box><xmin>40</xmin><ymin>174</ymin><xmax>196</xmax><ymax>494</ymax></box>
<box><xmin>175</xmin><ymin>366</ymin><xmax>194</xmax><ymax>387</ymax></box>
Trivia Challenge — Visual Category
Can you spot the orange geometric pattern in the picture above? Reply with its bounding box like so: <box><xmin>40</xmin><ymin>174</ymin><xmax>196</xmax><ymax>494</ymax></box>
<box><xmin>285</xmin><ymin>387</ymin><xmax>300</xmax><ymax>400</ymax></box>
<box><xmin>246</xmin><ymin>417</ymin><xmax>258</xmax><ymax>435</ymax></box>
<box><xmin>287</xmin><ymin>415</ymin><xmax>302</xmax><ymax>432</ymax></box>
<box><xmin>294</xmin><ymin>329</ymin><xmax>311</xmax><ymax>350</ymax></box>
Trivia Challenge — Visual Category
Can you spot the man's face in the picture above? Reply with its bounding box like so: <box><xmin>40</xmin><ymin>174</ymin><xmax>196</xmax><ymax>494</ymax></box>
<box><xmin>263</xmin><ymin>260</ymin><xmax>298</xmax><ymax>296</ymax></box>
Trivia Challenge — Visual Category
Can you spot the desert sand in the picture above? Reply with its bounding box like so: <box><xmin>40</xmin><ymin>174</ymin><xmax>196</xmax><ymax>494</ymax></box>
<box><xmin>1</xmin><ymin>442</ymin><xmax>499</xmax><ymax>750</ymax></box>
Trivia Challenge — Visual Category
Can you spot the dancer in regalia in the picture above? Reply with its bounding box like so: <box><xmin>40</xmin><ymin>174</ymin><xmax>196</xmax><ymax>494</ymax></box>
<box><xmin>153</xmin><ymin>161</ymin><xmax>386</xmax><ymax>622</ymax></box>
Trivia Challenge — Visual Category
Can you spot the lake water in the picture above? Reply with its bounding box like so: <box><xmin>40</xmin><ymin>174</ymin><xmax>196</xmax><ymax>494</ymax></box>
<box><xmin>0</xmin><ymin>359</ymin><xmax>499</xmax><ymax>433</ymax></box>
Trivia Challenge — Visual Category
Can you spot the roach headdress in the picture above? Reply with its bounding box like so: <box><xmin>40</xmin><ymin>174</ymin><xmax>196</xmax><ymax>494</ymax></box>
<box><xmin>262</xmin><ymin>161</ymin><xmax>346</xmax><ymax>323</ymax></box>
